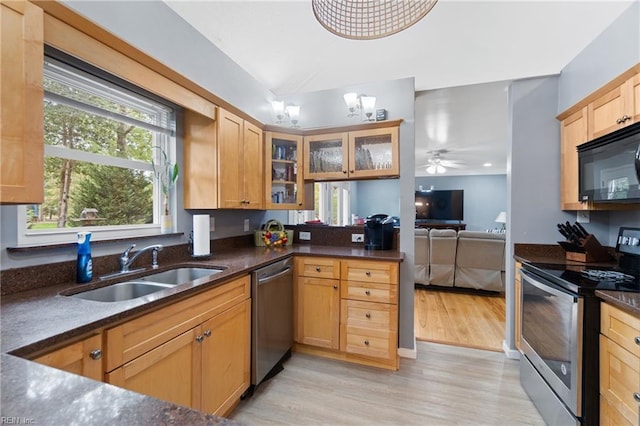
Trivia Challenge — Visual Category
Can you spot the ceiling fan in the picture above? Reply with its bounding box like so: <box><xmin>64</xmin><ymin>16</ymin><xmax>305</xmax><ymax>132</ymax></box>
<box><xmin>421</xmin><ymin>149</ymin><xmax>464</xmax><ymax>174</ymax></box>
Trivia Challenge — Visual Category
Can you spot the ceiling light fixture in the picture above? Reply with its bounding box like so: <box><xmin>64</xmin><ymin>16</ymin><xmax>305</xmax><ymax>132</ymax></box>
<box><xmin>312</xmin><ymin>0</ymin><xmax>438</xmax><ymax>40</ymax></box>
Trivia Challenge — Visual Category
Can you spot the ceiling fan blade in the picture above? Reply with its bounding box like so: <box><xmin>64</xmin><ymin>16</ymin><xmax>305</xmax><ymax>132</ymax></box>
<box><xmin>440</xmin><ymin>160</ymin><xmax>464</xmax><ymax>168</ymax></box>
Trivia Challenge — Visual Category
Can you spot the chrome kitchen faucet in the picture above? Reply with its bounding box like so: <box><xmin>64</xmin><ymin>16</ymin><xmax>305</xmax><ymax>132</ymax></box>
<box><xmin>119</xmin><ymin>244</ymin><xmax>164</xmax><ymax>273</ymax></box>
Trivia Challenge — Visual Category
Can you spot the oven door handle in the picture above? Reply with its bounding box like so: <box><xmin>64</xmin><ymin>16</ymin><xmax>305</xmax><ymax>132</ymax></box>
<box><xmin>521</xmin><ymin>269</ymin><xmax>576</xmax><ymax>299</ymax></box>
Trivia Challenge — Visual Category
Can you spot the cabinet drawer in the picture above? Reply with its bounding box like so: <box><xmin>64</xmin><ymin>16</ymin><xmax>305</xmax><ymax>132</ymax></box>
<box><xmin>340</xmin><ymin>325</ymin><xmax>397</xmax><ymax>360</ymax></box>
<box><xmin>295</xmin><ymin>256</ymin><xmax>340</xmax><ymax>279</ymax></box>
<box><xmin>341</xmin><ymin>280</ymin><xmax>397</xmax><ymax>304</ymax></box>
<box><xmin>341</xmin><ymin>260</ymin><xmax>398</xmax><ymax>284</ymax></box>
<box><xmin>341</xmin><ymin>299</ymin><xmax>397</xmax><ymax>331</ymax></box>
<box><xmin>105</xmin><ymin>275</ymin><xmax>250</xmax><ymax>371</ymax></box>
<box><xmin>600</xmin><ymin>395</ymin><xmax>634</xmax><ymax>426</ymax></box>
<box><xmin>601</xmin><ymin>303</ymin><xmax>640</xmax><ymax>357</ymax></box>
<box><xmin>600</xmin><ymin>334</ymin><xmax>640</xmax><ymax>426</ymax></box>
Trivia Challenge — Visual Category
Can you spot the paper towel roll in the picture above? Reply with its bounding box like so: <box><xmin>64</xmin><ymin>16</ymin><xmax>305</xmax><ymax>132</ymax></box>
<box><xmin>192</xmin><ymin>214</ymin><xmax>210</xmax><ymax>257</ymax></box>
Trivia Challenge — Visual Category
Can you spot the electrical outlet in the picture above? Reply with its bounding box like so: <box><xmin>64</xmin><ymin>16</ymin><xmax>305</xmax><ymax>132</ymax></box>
<box><xmin>209</xmin><ymin>217</ymin><xmax>215</xmax><ymax>232</ymax></box>
<box><xmin>576</xmin><ymin>211</ymin><xmax>590</xmax><ymax>224</ymax></box>
<box><xmin>299</xmin><ymin>231</ymin><xmax>311</xmax><ymax>241</ymax></box>
<box><xmin>244</xmin><ymin>219</ymin><xmax>250</xmax><ymax>232</ymax></box>
<box><xmin>351</xmin><ymin>233</ymin><xmax>364</xmax><ymax>243</ymax></box>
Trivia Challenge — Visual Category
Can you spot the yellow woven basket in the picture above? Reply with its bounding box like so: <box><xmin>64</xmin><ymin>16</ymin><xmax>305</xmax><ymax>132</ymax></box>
<box><xmin>254</xmin><ymin>219</ymin><xmax>293</xmax><ymax>247</ymax></box>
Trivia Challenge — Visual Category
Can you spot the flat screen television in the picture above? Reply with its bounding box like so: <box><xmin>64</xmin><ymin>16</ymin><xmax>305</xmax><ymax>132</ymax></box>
<box><xmin>415</xmin><ymin>190</ymin><xmax>464</xmax><ymax>221</ymax></box>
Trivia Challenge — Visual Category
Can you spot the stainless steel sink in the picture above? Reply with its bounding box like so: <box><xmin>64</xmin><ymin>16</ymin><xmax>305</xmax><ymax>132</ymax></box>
<box><xmin>67</xmin><ymin>281</ymin><xmax>175</xmax><ymax>302</ymax></box>
<box><xmin>138</xmin><ymin>267</ymin><xmax>224</xmax><ymax>285</ymax></box>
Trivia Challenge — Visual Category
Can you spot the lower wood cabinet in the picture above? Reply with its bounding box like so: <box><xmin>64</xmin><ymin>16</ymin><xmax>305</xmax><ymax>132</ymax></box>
<box><xmin>33</xmin><ymin>333</ymin><xmax>103</xmax><ymax>381</ymax></box>
<box><xmin>599</xmin><ymin>302</ymin><xmax>640</xmax><ymax>426</ymax></box>
<box><xmin>105</xmin><ymin>275</ymin><xmax>251</xmax><ymax>416</ymax></box>
<box><xmin>294</xmin><ymin>256</ymin><xmax>399</xmax><ymax>370</ymax></box>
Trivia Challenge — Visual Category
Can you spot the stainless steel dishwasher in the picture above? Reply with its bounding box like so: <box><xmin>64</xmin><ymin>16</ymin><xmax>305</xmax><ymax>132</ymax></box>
<box><xmin>251</xmin><ymin>257</ymin><xmax>293</xmax><ymax>388</ymax></box>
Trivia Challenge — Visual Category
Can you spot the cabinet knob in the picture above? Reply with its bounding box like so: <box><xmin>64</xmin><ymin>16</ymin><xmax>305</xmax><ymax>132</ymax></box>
<box><xmin>315</xmin><ymin>266</ymin><xmax>321</xmax><ymax>272</ymax></box>
<box><xmin>622</xmin><ymin>115</ymin><xmax>631</xmax><ymax>122</ymax></box>
<box><xmin>365</xmin><ymin>290</ymin><xmax>371</xmax><ymax>296</ymax></box>
<box><xmin>634</xmin><ymin>336</ymin><xmax>640</xmax><ymax>346</ymax></box>
<box><xmin>365</xmin><ymin>271</ymin><xmax>371</xmax><ymax>277</ymax></box>
<box><xmin>196</xmin><ymin>335</ymin><xmax>204</xmax><ymax>343</ymax></box>
<box><xmin>89</xmin><ymin>349</ymin><xmax>102</xmax><ymax>360</ymax></box>
<box><xmin>617</xmin><ymin>117</ymin><xmax>623</xmax><ymax>124</ymax></box>
<box><xmin>342</xmin><ymin>170</ymin><xmax>348</xmax><ymax>174</ymax></box>
<box><xmin>365</xmin><ymin>312</ymin><xmax>371</xmax><ymax>319</ymax></box>
<box><xmin>333</xmin><ymin>285</ymin><xmax>338</xmax><ymax>289</ymax></box>
<box><xmin>350</xmin><ymin>170</ymin><xmax>355</xmax><ymax>173</ymax></box>
<box><xmin>634</xmin><ymin>392</ymin><xmax>640</xmax><ymax>403</ymax></box>
<box><xmin>204</xmin><ymin>330</ymin><xmax>212</xmax><ymax>338</ymax></box>
<box><xmin>364</xmin><ymin>340</ymin><xmax>369</xmax><ymax>346</ymax></box>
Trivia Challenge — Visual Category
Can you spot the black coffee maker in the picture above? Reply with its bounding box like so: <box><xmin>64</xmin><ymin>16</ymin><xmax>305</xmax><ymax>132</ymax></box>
<box><xmin>364</xmin><ymin>214</ymin><xmax>394</xmax><ymax>250</ymax></box>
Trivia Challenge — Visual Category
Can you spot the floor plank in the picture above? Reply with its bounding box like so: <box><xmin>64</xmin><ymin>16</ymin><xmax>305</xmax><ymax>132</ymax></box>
<box><xmin>414</xmin><ymin>287</ymin><xmax>506</xmax><ymax>352</ymax></box>
<box><xmin>231</xmin><ymin>341</ymin><xmax>543</xmax><ymax>425</ymax></box>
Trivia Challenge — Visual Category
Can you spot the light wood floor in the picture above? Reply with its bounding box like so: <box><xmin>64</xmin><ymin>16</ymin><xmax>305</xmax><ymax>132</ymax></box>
<box><xmin>231</xmin><ymin>341</ymin><xmax>543</xmax><ymax>425</ymax></box>
<box><xmin>414</xmin><ymin>287</ymin><xmax>506</xmax><ymax>352</ymax></box>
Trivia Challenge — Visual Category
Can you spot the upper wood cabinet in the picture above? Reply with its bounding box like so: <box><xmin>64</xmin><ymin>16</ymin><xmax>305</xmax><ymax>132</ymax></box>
<box><xmin>183</xmin><ymin>109</ymin><xmax>217</xmax><ymax>209</ymax></box>
<box><xmin>265</xmin><ymin>131</ymin><xmax>313</xmax><ymax>210</ymax></box>
<box><xmin>217</xmin><ymin>108</ymin><xmax>264</xmax><ymax>209</ymax></box>
<box><xmin>559</xmin><ymin>107</ymin><xmax>589</xmax><ymax>211</ymax></box>
<box><xmin>587</xmin><ymin>72</ymin><xmax>640</xmax><ymax>140</ymax></box>
<box><xmin>303</xmin><ymin>125</ymin><xmax>399</xmax><ymax>181</ymax></box>
<box><xmin>33</xmin><ymin>333</ymin><xmax>103</xmax><ymax>381</ymax></box>
<box><xmin>1</xmin><ymin>0</ymin><xmax>44</xmax><ymax>205</ymax></box>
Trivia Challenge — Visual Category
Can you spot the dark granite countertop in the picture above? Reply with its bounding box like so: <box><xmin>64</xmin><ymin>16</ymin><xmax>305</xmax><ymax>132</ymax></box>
<box><xmin>0</xmin><ymin>244</ymin><xmax>402</xmax><ymax>424</ymax></box>
<box><xmin>0</xmin><ymin>354</ymin><xmax>237</xmax><ymax>425</ymax></box>
<box><xmin>514</xmin><ymin>243</ymin><xmax>639</xmax><ymax>317</ymax></box>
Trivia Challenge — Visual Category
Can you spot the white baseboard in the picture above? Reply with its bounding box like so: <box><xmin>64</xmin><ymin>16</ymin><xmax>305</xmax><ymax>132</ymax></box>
<box><xmin>502</xmin><ymin>340</ymin><xmax>521</xmax><ymax>360</ymax></box>
<box><xmin>397</xmin><ymin>337</ymin><xmax>417</xmax><ymax>359</ymax></box>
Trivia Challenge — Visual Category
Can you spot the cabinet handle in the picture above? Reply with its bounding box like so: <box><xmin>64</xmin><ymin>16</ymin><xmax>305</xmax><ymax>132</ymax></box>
<box><xmin>634</xmin><ymin>392</ymin><xmax>640</xmax><ymax>403</ymax></box>
<box><xmin>617</xmin><ymin>117</ymin><xmax>623</xmax><ymax>124</ymax></box>
<box><xmin>622</xmin><ymin>115</ymin><xmax>632</xmax><ymax>122</ymax></box>
<box><xmin>350</xmin><ymin>170</ymin><xmax>355</xmax><ymax>173</ymax></box>
<box><xmin>333</xmin><ymin>285</ymin><xmax>338</xmax><ymax>289</ymax></box>
<box><xmin>196</xmin><ymin>335</ymin><xmax>204</xmax><ymax>343</ymax></box>
<box><xmin>204</xmin><ymin>330</ymin><xmax>212</xmax><ymax>338</ymax></box>
<box><xmin>364</xmin><ymin>340</ymin><xmax>369</xmax><ymax>346</ymax></box>
<box><xmin>365</xmin><ymin>290</ymin><xmax>371</xmax><ymax>296</ymax></box>
<box><xmin>89</xmin><ymin>349</ymin><xmax>102</xmax><ymax>360</ymax></box>
<box><xmin>365</xmin><ymin>312</ymin><xmax>371</xmax><ymax>319</ymax></box>
<box><xmin>365</xmin><ymin>271</ymin><xmax>371</xmax><ymax>277</ymax></box>
<box><xmin>342</xmin><ymin>170</ymin><xmax>348</xmax><ymax>174</ymax></box>
<box><xmin>634</xmin><ymin>336</ymin><xmax>640</xmax><ymax>346</ymax></box>
<box><xmin>315</xmin><ymin>266</ymin><xmax>321</xmax><ymax>272</ymax></box>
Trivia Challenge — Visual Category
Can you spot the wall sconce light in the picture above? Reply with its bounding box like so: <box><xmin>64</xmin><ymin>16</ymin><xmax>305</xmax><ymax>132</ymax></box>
<box><xmin>360</xmin><ymin>96</ymin><xmax>376</xmax><ymax>121</ymax></box>
<box><xmin>271</xmin><ymin>101</ymin><xmax>301</xmax><ymax>128</ymax></box>
<box><xmin>343</xmin><ymin>92</ymin><xmax>359</xmax><ymax>117</ymax></box>
<box><xmin>271</xmin><ymin>100</ymin><xmax>285</xmax><ymax>123</ymax></box>
<box><xmin>343</xmin><ymin>93</ymin><xmax>377</xmax><ymax>121</ymax></box>
<box><xmin>285</xmin><ymin>105</ymin><xmax>300</xmax><ymax>128</ymax></box>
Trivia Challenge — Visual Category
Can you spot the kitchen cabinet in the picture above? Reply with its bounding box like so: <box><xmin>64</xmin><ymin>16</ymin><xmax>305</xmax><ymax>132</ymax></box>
<box><xmin>587</xmin><ymin>71</ymin><xmax>640</xmax><ymax>140</ymax></box>
<box><xmin>294</xmin><ymin>256</ymin><xmax>341</xmax><ymax>350</ymax></box>
<box><xmin>294</xmin><ymin>256</ymin><xmax>399</xmax><ymax>370</ymax></box>
<box><xmin>303</xmin><ymin>124</ymin><xmax>399</xmax><ymax>181</ymax></box>
<box><xmin>33</xmin><ymin>333</ymin><xmax>103</xmax><ymax>381</ymax></box>
<box><xmin>265</xmin><ymin>131</ymin><xmax>313</xmax><ymax>210</ymax></box>
<box><xmin>0</xmin><ymin>0</ymin><xmax>44</xmax><ymax>204</ymax></box>
<box><xmin>340</xmin><ymin>259</ymin><xmax>398</xmax><ymax>368</ymax></box>
<box><xmin>217</xmin><ymin>108</ymin><xmax>264</xmax><ymax>209</ymax></box>
<box><xmin>105</xmin><ymin>275</ymin><xmax>251</xmax><ymax>416</ymax></box>
<box><xmin>514</xmin><ymin>261</ymin><xmax>522</xmax><ymax>351</ymax></box>
<box><xmin>183</xmin><ymin>109</ymin><xmax>218</xmax><ymax>209</ymax></box>
<box><xmin>559</xmin><ymin>107</ymin><xmax>589</xmax><ymax>211</ymax></box>
<box><xmin>599</xmin><ymin>302</ymin><xmax>640</xmax><ymax>426</ymax></box>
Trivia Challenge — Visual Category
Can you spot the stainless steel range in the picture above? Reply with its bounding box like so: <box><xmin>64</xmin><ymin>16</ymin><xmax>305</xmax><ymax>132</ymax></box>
<box><xmin>520</xmin><ymin>227</ymin><xmax>640</xmax><ymax>426</ymax></box>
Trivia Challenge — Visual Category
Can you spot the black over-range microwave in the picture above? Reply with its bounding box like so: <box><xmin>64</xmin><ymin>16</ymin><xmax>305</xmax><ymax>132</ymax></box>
<box><xmin>577</xmin><ymin>121</ymin><xmax>640</xmax><ymax>203</ymax></box>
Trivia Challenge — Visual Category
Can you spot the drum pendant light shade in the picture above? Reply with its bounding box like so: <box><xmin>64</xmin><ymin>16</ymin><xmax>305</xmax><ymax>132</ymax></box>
<box><xmin>312</xmin><ymin>0</ymin><xmax>438</xmax><ymax>40</ymax></box>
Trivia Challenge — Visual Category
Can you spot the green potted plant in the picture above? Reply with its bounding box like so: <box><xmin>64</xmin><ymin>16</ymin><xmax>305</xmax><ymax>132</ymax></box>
<box><xmin>152</xmin><ymin>147</ymin><xmax>179</xmax><ymax>233</ymax></box>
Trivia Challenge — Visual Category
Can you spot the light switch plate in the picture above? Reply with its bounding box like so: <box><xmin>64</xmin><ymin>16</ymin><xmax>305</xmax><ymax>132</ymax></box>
<box><xmin>209</xmin><ymin>217</ymin><xmax>215</xmax><ymax>232</ymax></box>
<box><xmin>299</xmin><ymin>231</ymin><xmax>311</xmax><ymax>240</ymax></box>
<box><xmin>576</xmin><ymin>211</ymin><xmax>590</xmax><ymax>223</ymax></box>
<box><xmin>244</xmin><ymin>219</ymin><xmax>250</xmax><ymax>232</ymax></box>
<box><xmin>351</xmin><ymin>233</ymin><xmax>364</xmax><ymax>243</ymax></box>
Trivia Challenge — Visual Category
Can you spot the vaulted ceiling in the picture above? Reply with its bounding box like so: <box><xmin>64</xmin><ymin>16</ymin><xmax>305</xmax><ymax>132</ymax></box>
<box><xmin>165</xmin><ymin>0</ymin><xmax>635</xmax><ymax>176</ymax></box>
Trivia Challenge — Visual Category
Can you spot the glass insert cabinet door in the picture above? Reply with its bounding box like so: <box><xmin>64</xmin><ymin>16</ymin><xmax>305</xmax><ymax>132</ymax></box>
<box><xmin>265</xmin><ymin>132</ymin><xmax>305</xmax><ymax>209</ymax></box>
<box><xmin>303</xmin><ymin>132</ymin><xmax>349</xmax><ymax>180</ymax></box>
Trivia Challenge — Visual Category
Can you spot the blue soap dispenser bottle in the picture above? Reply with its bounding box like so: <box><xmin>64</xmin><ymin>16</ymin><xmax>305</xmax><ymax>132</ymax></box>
<box><xmin>77</xmin><ymin>231</ymin><xmax>93</xmax><ymax>283</ymax></box>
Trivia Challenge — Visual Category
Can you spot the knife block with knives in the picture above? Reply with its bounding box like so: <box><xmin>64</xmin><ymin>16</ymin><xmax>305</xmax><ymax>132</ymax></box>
<box><xmin>557</xmin><ymin>221</ymin><xmax>611</xmax><ymax>263</ymax></box>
